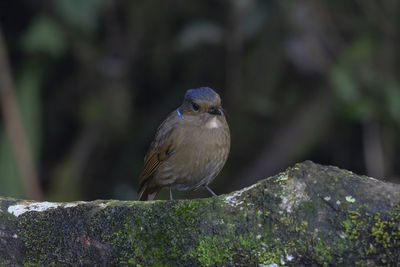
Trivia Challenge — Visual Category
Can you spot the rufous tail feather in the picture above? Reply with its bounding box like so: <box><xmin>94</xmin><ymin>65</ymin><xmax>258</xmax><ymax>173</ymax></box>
<box><xmin>137</xmin><ymin>183</ymin><xmax>160</xmax><ymax>201</ymax></box>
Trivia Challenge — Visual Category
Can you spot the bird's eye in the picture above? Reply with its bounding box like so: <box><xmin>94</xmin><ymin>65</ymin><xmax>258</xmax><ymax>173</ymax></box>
<box><xmin>192</xmin><ymin>102</ymin><xmax>200</xmax><ymax>111</ymax></box>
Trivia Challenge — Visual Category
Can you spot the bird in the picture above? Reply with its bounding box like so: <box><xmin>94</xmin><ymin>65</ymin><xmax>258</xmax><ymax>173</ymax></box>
<box><xmin>137</xmin><ymin>87</ymin><xmax>230</xmax><ymax>201</ymax></box>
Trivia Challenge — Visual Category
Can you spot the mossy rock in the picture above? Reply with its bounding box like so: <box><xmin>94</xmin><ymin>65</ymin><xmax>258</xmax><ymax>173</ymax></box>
<box><xmin>0</xmin><ymin>161</ymin><xmax>399</xmax><ymax>266</ymax></box>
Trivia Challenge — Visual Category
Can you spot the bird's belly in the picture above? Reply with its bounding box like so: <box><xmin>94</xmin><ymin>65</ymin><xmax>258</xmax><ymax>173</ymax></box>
<box><xmin>173</xmin><ymin>155</ymin><xmax>224</xmax><ymax>190</ymax></box>
<box><xmin>154</xmin><ymin>131</ymin><xmax>229</xmax><ymax>190</ymax></box>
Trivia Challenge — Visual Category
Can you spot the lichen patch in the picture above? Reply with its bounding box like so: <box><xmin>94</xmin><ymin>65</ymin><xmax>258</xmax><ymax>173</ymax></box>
<box><xmin>364</xmin><ymin>175</ymin><xmax>379</xmax><ymax>182</ymax></box>
<box><xmin>8</xmin><ymin>201</ymin><xmax>60</xmax><ymax>217</ymax></box>
<box><xmin>345</xmin><ymin>196</ymin><xmax>356</xmax><ymax>203</ymax></box>
<box><xmin>224</xmin><ymin>183</ymin><xmax>257</xmax><ymax>207</ymax></box>
<box><xmin>276</xmin><ymin>171</ymin><xmax>289</xmax><ymax>182</ymax></box>
<box><xmin>64</xmin><ymin>203</ymin><xmax>79</xmax><ymax>208</ymax></box>
<box><xmin>279</xmin><ymin>180</ymin><xmax>309</xmax><ymax>213</ymax></box>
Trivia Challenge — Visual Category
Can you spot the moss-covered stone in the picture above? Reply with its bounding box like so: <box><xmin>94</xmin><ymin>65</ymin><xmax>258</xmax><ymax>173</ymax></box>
<box><xmin>0</xmin><ymin>161</ymin><xmax>399</xmax><ymax>266</ymax></box>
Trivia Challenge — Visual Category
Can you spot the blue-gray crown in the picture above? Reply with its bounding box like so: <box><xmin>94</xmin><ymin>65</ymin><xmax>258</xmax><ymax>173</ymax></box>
<box><xmin>185</xmin><ymin>87</ymin><xmax>219</xmax><ymax>102</ymax></box>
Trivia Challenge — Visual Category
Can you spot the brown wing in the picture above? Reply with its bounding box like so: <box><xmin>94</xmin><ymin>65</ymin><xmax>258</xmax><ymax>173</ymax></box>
<box><xmin>137</xmin><ymin>110</ymin><xmax>180</xmax><ymax>200</ymax></box>
<box><xmin>138</xmin><ymin>142</ymin><xmax>176</xmax><ymax>189</ymax></box>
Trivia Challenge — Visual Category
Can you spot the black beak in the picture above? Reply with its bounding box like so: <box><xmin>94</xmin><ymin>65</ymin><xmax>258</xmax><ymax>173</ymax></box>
<box><xmin>208</xmin><ymin>108</ymin><xmax>222</xmax><ymax>116</ymax></box>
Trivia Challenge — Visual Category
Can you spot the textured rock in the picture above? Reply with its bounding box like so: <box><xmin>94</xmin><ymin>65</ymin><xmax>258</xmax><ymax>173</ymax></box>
<box><xmin>0</xmin><ymin>161</ymin><xmax>399</xmax><ymax>266</ymax></box>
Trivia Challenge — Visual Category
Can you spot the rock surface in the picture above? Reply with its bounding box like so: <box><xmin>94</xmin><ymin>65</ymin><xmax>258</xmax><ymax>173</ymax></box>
<box><xmin>0</xmin><ymin>161</ymin><xmax>399</xmax><ymax>266</ymax></box>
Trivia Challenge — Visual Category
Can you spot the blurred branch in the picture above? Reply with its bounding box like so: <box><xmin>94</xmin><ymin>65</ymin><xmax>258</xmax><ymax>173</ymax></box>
<box><xmin>362</xmin><ymin>119</ymin><xmax>384</xmax><ymax>179</ymax></box>
<box><xmin>0</xmin><ymin>27</ymin><xmax>43</xmax><ymax>200</ymax></box>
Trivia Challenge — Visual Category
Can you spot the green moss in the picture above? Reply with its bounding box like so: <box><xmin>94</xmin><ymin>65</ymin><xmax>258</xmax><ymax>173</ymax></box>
<box><xmin>173</xmin><ymin>200</ymin><xmax>201</xmax><ymax>223</ymax></box>
<box><xmin>21</xmin><ymin>262</ymin><xmax>42</xmax><ymax>267</ymax></box>
<box><xmin>127</xmin><ymin>258</ymin><xmax>140</xmax><ymax>267</ymax></box>
<box><xmin>313</xmin><ymin>239</ymin><xmax>333</xmax><ymax>264</ymax></box>
<box><xmin>185</xmin><ymin>235</ymin><xmax>233</xmax><ymax>266</ymax></box>
<box><xmin>256</xmin><ymin>251</ymin><xmax>284</xmax><ymax>265</ymax></box>
<box><xmin>236</xmin><ymin>234</ymin><xmax>285</xmax><ymax>264</ymax></box>
<box><xmin>299</xmin><ymin>200</ymin><xmax>318</xmax><ymax>214</ymax></box>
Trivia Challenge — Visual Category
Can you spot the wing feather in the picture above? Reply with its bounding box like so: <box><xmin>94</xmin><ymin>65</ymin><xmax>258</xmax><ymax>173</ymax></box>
<box><xmin>137</xmin><ymin>111</ymin><xmax>179</xmax><ymax>196</ymax></box>
<box><xmin>138</xmin><ymin>142</ymin><xmax>176</xmax><ymax>189</ymax></box>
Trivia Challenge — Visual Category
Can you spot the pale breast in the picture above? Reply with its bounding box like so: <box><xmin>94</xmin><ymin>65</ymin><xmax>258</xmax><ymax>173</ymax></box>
<box><xmin>205</xmin><ymin>117</ymin><xmax>221</xmax><ymax>129</ymax></box>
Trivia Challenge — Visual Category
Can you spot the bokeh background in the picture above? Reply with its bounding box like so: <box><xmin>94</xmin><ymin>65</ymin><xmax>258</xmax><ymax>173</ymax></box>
<box><xmin>0</xmin><ymin>0</ymin><xmax>399</xmax><ymax>201</ymax></box>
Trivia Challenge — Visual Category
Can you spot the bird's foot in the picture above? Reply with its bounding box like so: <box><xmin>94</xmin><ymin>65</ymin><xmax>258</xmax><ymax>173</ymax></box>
<box><xmin>205</xmin><ymin>185</ymin><xmax>217</xmax><ymax>197</ymax></box>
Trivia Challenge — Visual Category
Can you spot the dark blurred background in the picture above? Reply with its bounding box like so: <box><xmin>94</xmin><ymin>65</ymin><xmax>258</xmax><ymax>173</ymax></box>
<box><xmin>0</xmin><ymin>0</ymin><xmax>399</xmax><ymax>201</ymax></box>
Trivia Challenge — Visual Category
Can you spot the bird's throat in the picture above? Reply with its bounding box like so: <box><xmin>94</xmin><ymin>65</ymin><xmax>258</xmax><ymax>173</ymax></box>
<box><xmin>205</xmin><ymin>117</ymin><xmax>221</xmax><ymax>129</ymax></box>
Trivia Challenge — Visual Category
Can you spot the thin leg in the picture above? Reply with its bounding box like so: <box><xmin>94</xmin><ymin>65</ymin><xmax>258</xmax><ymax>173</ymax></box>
<box><xmin>169</xmin><ymin>187</ymin><xmax>173</xmax><ymax>200</ymax></box>
<box><xmin>205</xmin><ymin>185</ymin><xmax>217</xmax><ymax>197</ymax></box>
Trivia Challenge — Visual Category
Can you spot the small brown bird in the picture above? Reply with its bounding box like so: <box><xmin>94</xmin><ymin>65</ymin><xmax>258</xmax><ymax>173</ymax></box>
<box><xmin>137</xmin><ymin>87</ymin><xmax>230</xmax><ymax>201</ymax></box>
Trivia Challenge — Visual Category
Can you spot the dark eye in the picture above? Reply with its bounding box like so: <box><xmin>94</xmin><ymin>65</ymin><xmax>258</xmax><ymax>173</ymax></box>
<box><xmin>192</xmin><ymin>102</ymin><xmax>200</xmax><ymax>111</ymax></box>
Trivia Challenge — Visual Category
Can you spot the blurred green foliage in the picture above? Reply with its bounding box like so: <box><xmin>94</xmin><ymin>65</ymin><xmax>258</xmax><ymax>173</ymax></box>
<box><xmin>54</xmin><ymin>0</ymin><xmax>104</xmax><ymax>35</ymax></box>
<box><xmin>21</xmin><ymin>15</ymin><xmax>67</xmax><ymax>57</ymax></box>
<box><xmin>0</xmin><ymin>0</ymin><xmax>399</xmax><ymax>201</ymax></box>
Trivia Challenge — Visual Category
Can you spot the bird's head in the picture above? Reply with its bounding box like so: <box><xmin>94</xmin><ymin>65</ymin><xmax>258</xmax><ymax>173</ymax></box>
<box><xmin>179</xmin><ymin>87</ymin><xmax>223</xmax><ymax>118</ymax></box>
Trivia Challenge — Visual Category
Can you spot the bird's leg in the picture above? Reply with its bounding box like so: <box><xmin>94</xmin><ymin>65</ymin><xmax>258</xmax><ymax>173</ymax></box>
<box><xmin>205</xmin><ymin>185</ymin><xmax>217</xmax><ymax>197</ymax></box>
<box><xmin>169</xmin><ymin>187</ymin><xmax>173</xmax><ymax>200</ymax></box>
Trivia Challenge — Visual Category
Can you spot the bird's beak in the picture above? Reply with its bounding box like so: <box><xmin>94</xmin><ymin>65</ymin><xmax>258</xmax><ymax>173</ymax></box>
<box><xmin>208</xmin><ymin>108</ymin><xmax>222</xmax><ymax>116</ymax></box>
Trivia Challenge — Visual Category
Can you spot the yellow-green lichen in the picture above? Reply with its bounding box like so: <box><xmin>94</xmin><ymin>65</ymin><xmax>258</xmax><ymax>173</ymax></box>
<box><xmin>340</xmin><ymin>206</ymin><xmax>400</xmax><ymax>265</ymax></box>
<box><xmin>276</xmin><ymin>171</ymin><xmax>289</xmax><ymax>182</ymax></box>
<box><xmin>345</xmin><ymin>196</ymin><xmax>356</xmax><ymax>203</ymax></box>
